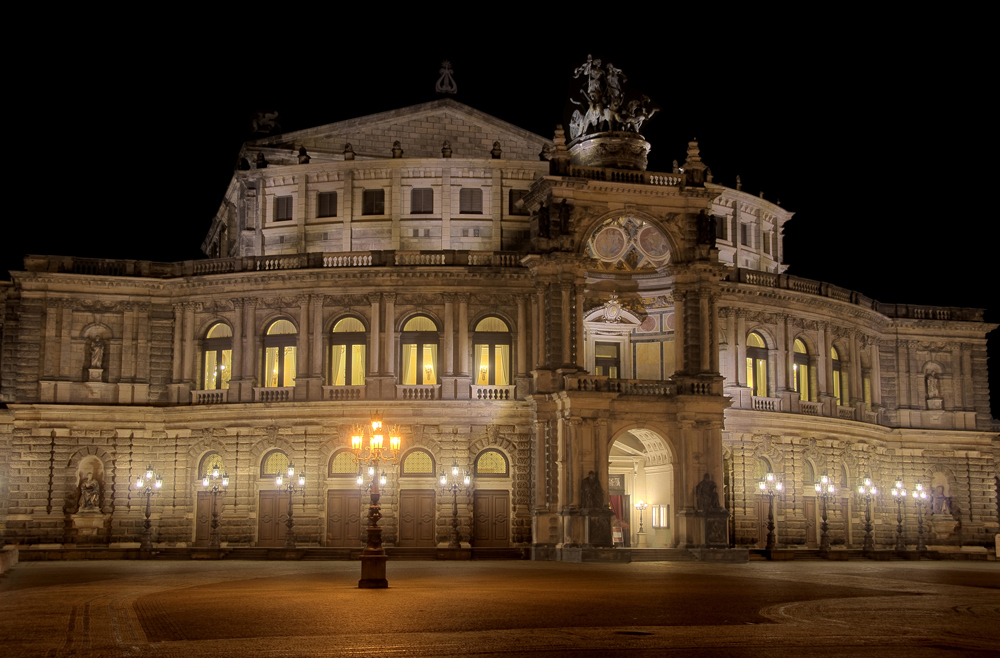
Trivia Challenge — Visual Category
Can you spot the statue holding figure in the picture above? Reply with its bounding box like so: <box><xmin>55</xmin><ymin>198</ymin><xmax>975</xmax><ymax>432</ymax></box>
<box><xmin>581</xmin><ymin>470</ymin><xmax>604</xmax><ymax>510</ymax></box>
<box><xmin>695</xmin><ymin>473</ymin><xmax>721</xmax><ymax>512</ymax></box>
<box><xmin>80</xmin><ymin>472</ymin><xmax>100</xmax><ymax>511</ymax></box>
<box><xmin>569</xmin><ymin>56</ymin><xmax>657</xmax><ymax>138</ymax></box>
<box><xmin>90</xmin><ymin>336</ymin><xmax>104</xmax><ymax>368</ymax></box>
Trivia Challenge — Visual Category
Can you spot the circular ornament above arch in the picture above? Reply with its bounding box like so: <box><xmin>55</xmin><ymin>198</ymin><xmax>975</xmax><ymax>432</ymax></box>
<box><xmin>586</xmin><ymin>216</ymin><xmax>671</xmax><ymax>272</ymax></box>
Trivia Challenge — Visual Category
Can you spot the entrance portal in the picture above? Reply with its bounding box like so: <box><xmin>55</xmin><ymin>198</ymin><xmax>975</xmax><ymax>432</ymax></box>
<box><xmin>258</xmin><ymin>491</ymin><xmax>288</xmax><ymax>547</ymax></box>
<box><xmin>473</xmin><ymin>490</ymin><xmax>510</xmax><ymax>547</ymax></box>
<box><xmin>610</xmin><ymin>429</ymin><xmax>674</xmax><ymax>549</ymax></box>
<box><xmin>326</xmin><ymin>490</ymin><xmax>363</xmax><ymax>547</ymax></box>
<box><xmin>398</xmin><ymin>489</ymin><xmax>436</xmax><ymax>547</ymax></box>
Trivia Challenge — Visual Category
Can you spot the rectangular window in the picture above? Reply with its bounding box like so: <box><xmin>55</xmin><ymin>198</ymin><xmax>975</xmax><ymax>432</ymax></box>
<box><xmin>508</xmin><ymin>189</ymin><xmax>529</xmax><ymax>215</ymax></box>
<box><xmin>275</xmin><ymin>196</ymin><xmax>293</xmax><ymax>222</ymax></box>
<box><xmin>595</xmin><ymin>342</ymin><xmax>620</xmax><ymax>379</ymax></box>
<box><xmin>460</xmin><ymin>188</ymin><xmax>483</xmax><ymax>214</ymax></box>
<box><xmin>411</xmin><ymin>188</ymin><xmax>433</xmax><ymax>214</ymax></box>
<box><xmin>763</xmin><ymin>233</ymin><xmax>771</xmax><ymax>255</ymax></box>
<box><xmin>318</xmin><ymin>192</ymin><xmax>337</xmax><ymax>218</ymax></box>
<box><xmin>362</xmin><ymin>189</ymin><xmax>385</xmax><ymax>215</ymax></box>
<box><xmin>740</xmin><ymin>223</ymin><xmax>749</xmax><ymax>247</ymax></box>
<box><xmin>715</xmin><ymin>215</ymin><xmax>727</xmax><ymax>241</ymax></box>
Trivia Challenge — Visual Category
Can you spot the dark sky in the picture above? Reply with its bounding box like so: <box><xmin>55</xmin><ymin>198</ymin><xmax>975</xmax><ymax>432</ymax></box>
<box><xmin>6</xmin><ymin>18</ymin><xmax>998</xmax><ymax>417</ymax></box>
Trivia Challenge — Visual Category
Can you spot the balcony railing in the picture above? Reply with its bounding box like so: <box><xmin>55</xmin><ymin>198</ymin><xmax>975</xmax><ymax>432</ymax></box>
<box><xmin>565</xmin><ymin>375</ymin><xmax>674</xmax><ymax>395</ymax></box>
<box><xmin>472</xmin><ymin>385</ymin><xmax>515</xmax><ymax>401</ymax></box>
<box><xmin>799</xmin><ymin>401</ymin><xmax>822</xmax><ymax>416</ymax></box>
<box><xmin>192</xmin><ymin>390</ymin><xmax>228</xmax><ymax>405</ymax></box>
<box><xmin>323</xmin><ymin>385</ymin><xmax>366</xmax><ymax>401</ymax></box>
<box><xmin>254</xmin><ymin>387</ymin><xmax>293</xmax><ymax>402</ymax></box>
<box><xmin>751</xmin><ymin>396</ymin><xmax>782</xmax><ymax>412</ymax></box>
<box><xmin>836</xmin><ymin>405</ymin><xmax>856</xmax><ymax>420</ymax></box>
<box><xmin>396</xmin><ymin>385</ymin><xmax>441</xmax><ymax>401</ymax></box>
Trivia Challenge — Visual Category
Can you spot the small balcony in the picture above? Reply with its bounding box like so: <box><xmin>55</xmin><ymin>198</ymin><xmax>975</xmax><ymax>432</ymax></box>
<box><xmin>323</xmin><ymin>385</ymin><xmax>366</xmax><ymax>401</ymax></box>
<box><xmin>192</xmin><ymin>390</ymin><xmax>228</xmax><ymax>405</ymax></box>
<box><xmin>471</xmin><ymin>385</ymin><xmax>515</xmax><ymax>401</ymax></box>
<box><xmin>396</xmin><ymin>385</ymin><xmax>441</xmax><ymax>401</ymax></box>
<box><xmin>254</xmin><ymin>387</ymin><xmax>293</xmax><ymax>402</ymax></box>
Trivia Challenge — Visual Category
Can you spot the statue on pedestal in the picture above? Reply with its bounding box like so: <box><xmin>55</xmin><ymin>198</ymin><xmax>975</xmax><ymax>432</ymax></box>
<box><xmin>90</xmin><ymin>337</ymin><xmax>104</xmax><ymax>368</ymax></box>
<box><xmin>79</xmin><ymin>472</ymin><xmax>100</xmax><ymax>512</ymax></box>
<box><xmin>695</xmin><ymin>473</ymin><xmax>720</xmax><ymax>513</ymax></box>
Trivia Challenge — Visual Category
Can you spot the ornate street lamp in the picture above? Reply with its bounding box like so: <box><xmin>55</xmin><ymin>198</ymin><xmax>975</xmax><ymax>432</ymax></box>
<box><xmin>911</xmin><ymin>482</ymin><xmax>928</xmax><ymax>551</ymax></box>
<box><xmin>857</xmin><ymin>475</ymin><xmax>878</xmax><ymax>557</ymax></box>
<box><xmin>890</xmin><ymin>478</ymin><xmax>908</xmax><ymax>552</ymax></box>
<box><xmin>351</xmin><ymin>416</ymin><xmax>401</xmax><ymax>589</ymax></box>
<box><xmin>201</xmin><ymin>461</ymin><xmax>229</xmax><ymax>549</ymax></box>
<box><xmin>134</xmin><ymin>465</ymin><xmax>162</xmax><ymax>551</ymax></box>
<box><xmin>814</xmin><ymin>474</ymin><xmax>837</xmax><ymax>555</ymax></box>
<box><xmin>276</xmin><ymin>463</ymin><xmax>305</xmax><ymax>549</ymax></box>
<box><xmin>634</xmin><ymin>500</ymin><xmax>649</xmax><ymax>533</ymax></box>
<box><xmin>758</xmin><ymin>472</ymin><xmax>783</xmax><ymax>550</ymax></box>
<box><xmin>440</xmin><ymin>463</ymin><xmax>472</xmax><ymax>549</ymax></box>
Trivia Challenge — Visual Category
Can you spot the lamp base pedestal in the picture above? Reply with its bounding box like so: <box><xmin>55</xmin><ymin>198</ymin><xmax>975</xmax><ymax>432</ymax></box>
<box><xmin>358</xmin><ymin>554</ymin><xmax>388</xmax><ymax>589</ymax></box>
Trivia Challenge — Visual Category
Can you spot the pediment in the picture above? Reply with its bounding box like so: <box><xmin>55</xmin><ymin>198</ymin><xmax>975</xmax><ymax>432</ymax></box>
<box><xmin>247</xmin><ymin>99</ymin><xmax>551</xmax><ymax>162</ymax></box>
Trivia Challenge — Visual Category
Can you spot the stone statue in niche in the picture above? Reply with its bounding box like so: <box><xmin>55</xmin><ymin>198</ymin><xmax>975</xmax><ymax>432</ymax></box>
<box><xmin>696</xmin><ymin>211</ymin><xmax>717</xmax><ymax>248</ymax></box>
<box><xmin>79</xmin><ymin>472</ymin><xmax>100</xmax><ymax>512</ymax></box>
<box><xmin>695</xmin><ymin>473</ymin><xmax>721</xmax><ymax>512</ymax></box>
<box><xmin>581</xmin><ymin>470</ymin><xmax>603</xmax><ymax>510</ymax></box>
<box><xmin>931</xmin><ymin>485</ymin><xmax>952</xmax><ymax>516</ymax></box>
<box><xmin>925</xmin><ymin>371</ymin><xmax>941</xmax><ymax>399</ymax></box>
<box><xmin>89</xmin><ymin>336</ymin><xmax>104</xmax><ymax>368</ymax></box>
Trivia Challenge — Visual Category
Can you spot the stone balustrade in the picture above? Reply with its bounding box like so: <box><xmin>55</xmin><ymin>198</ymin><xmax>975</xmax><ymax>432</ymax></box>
<box><xmin>568</xmin><ymin>165</ymin><xmax>684</xmax><ymax>187</ymax></box>
<box><xmin>254</xmin><ymin>387</ymin><xmax>293</xmax><ymax>403</ymax></box>
<box><xmin>396</xmin><ymin>385</ymin><xmax>441</xmax><ymax>400</ymax></box>
<box><xmin>799</xmin><ymin>401</ymin><xmax>822</xmax><ymax>416</ymax></box>
<box><xmin>191</xmin><ymin>390</ymin><xmax>227</xmax><ymax>405</ymax></box>
<box><xmin>751</xmin><ymin>396</ymin><xmax>782</xmax><ymax>412</ymax></box>
<box><xmin>472</xmin><ymin>385</ymin><xmax>514</xmax><ymax>400</ymax></box>
<box><xmin>323</xmin><ymin>385</ymin><xmax>365</xmax><ymax>401</ymax></box>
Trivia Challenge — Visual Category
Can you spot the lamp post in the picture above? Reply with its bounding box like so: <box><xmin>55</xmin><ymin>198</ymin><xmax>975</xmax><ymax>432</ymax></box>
<box><xmin>890</xmin><ymin>478</ymin><xmax>907</xmax><ymax>552</ymax></box>
<box><xmin>911</xmin><ymin>482</ymin><xmax>928</xmax><ymax>552</ymax></box>
<box><xmin>634</xmin><ymin>500</ymin><xmax>649</xmax><ymax>539</ymax></box>
<box><xmin>858</xmin><ymin>475</ymin><xmax>878</xmax><ymax>557</ymax></box>
<box><xmin>814</xmin><ymin>474</ymin><xmax>836</xmax><ymax>555</ymax></box>
<box><xmin>276</xmin><ymin>463</ymin><xmax>305</xmax><ymax>549</ymax></box>
<box><xmin>440</xmin><ymin>463</ymin><xmax>471</xmax><ymax>549</ymax></box>
<box><xmin>351</xmin><ymin>416</ymin><xmax>401</xmax><ymax>589</ymax></box>
<box><xmin>758</xmin><ymin>472</ymin><xmax>783</xmax><ymax>550</ymax></box>
<box><xmin>135</xmin><ymin>465</ymin><xmax>162</xmax><ymax>551</ymax></box>
<box><xmin>201</xmin><ymin>461</ymin><xmax>229</xmax><ymax>549</ymax></box>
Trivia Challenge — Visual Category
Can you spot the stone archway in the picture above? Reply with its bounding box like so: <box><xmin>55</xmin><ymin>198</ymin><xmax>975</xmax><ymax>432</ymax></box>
<box><xmin>609</xmin><ymin>428</ymin><xmax>674</xmax><ymax>549</ymax></box>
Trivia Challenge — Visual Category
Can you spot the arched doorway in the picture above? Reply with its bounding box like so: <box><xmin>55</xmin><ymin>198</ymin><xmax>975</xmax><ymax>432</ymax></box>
<box><xmin>609</xmin><ymin>429</ymin><xmax>674</xmax><ymax>549</ymax></box>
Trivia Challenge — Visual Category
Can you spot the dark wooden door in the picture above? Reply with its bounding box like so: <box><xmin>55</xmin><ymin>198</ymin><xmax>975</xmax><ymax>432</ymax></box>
<box><xmin>754</xmin><ymin>497</ymin><xmax>769</xmax><ymax>548</ymax></box>
<box><xmin>804</xmin><ymin>497</ymin><xmax>818</xmax><ymax>548</ymax></box>
<box><xmin>258</xmin><ymin>491</ymin><xmax>287</xmax><ymax>547</ymax></box>
<box><xmin>327</xmin><ymin>490</ymin><xmax>363</xmax><ymax>547</ymax></box>
<box><xmin>195</xmin><ymin>491</ymin><xmax>212</xmax><ymax>546</ymax></box>
<box><xmin>398</xmin><ymin>490</ymin><xmax>436</xmax><ymax>547</ymax></box>
<box><xmin>473</xmin><ymin>490</ymin><xmax>510</xmax><ymax>547</ymax></box>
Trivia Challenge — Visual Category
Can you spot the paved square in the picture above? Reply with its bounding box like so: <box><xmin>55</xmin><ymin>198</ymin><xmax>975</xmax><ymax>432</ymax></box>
<box><xmin>1</xmin><ymin>559</ymin><xmax>998</xmax><ymax>656</ymax></box>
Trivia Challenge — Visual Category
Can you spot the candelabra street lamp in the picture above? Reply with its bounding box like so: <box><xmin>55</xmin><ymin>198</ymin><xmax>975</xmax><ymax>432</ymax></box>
<box><xmin>912</xmin><ymin>482</ymin><xmax>928</xmax><ymax>552</ymax></box>
<box><xmin>276</xmin><ymin>463</ymin><xmax>305</xmax><ymax>549</ymax></box>
<box><xmin>758</xmin><ymin>472</ymin><xmax>783</xmax><ymax>551</ymax></box>
<box><xmin>202</xmin><ymin>461</ymin><xmax>229</xmax><ymax>549</ymax></box>
<box><xmin>351</xmin><ymin>416</ymin><xmax>401</xmax><ymax>589</ymax></box>
<box><xmin>891</xmin><ymin>478</ymin><xmax>908</xmax><ymax>552</ymax></box>
<box><xmin>440</xmin><ymin>463</ymin><xmax>471</xmax><ymax>549</ymax></box>
<box><xmin>858</xmin><ymin>475</ymin><xmax>878</xmax><ymax>557</ymax></box>
<box><xmin>135</xmin><ymin>465</ymin><xmax>163</xmax><ymax>551</ymax></box>
<box><xmin>814</xmin><ymin>474</ymin><xmax>836</xmax><ymax>556</ymax></box>
<box><xmin>634</xmin><ymin>500</ymin><xmax>649</xmax><ymax>546</ymax></box>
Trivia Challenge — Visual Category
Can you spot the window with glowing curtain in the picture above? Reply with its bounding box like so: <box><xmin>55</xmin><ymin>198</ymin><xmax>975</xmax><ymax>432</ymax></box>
<box><xmin>831</xmin><ymin>346</ymin><xmax>847</xmax><ymax>405</ymax></box>
<box><xmin>329</xmin><ymin>317</ymin><xmax>366</xmax><ymax>386</ymax></box>
<box><xmin>401</xmin><ymin>316</ymin><xmax>438</xmax><ymax>385</ymax></box>
<box><xmin>202</xmin><ymin>322</ymin><xmax>232</xmax><ymax>390</ymax></box>
<box><xmin>793</xmin><ymin>338</ymin><xmax>810</xmax><ymax>402</ymax></box>
<box><xmin>473</xmin><ymin>317</ymin><xmax>510</xmax><ymax>386</ymax></box>
<box><xmin>746</xmin><ymin>332</ymin><xmax>768</xmax><ymax>396</ymax></box>
<box><xmin>594</xmin><ymin>342</ymin><xmax>620</xmax><ymax>379</ymax></box>
<box><xmin>263</xmin><ymin>319</ymin><xmax>297</xmax><ymax>387</ymax></box>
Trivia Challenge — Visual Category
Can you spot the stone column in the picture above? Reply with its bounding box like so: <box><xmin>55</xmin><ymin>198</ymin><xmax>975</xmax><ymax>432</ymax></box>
<box><xmin>384</xmin><ymin>294</ymin><xmax>395</xmax><ymax>375</ymax></box>
<box><xmin>368</xmin><ymin>293</ymin><xmax>381</xmax><ymax>375</ymax></box>
<box><xmin>458</xmin><ymin>294</ymin><xmax>469</xmax><ymax>376</ymax></box>
<box><xmin>961</xmin><ymin>344</ymin><xmax>974</xmax><ymax>410</ymax></box>
<box><xmin>243</xmin><ymin>299</ymin><xmax>256</xmax><ymax>383</ymax></box>
<box><xmin>870</xmin><ymin>338</ymin><xmax>882</xmax><ymax>407</ymax></box>
<box><xmin>950</xmin><ymin>342</ymin><xmax>963</xmax><ymax>409</ymax></box>
<box><xmin>297</xmin><ymin>296</ymin><xmax>310</xmax><ymax>378</ymax></box>
<box><xmin>725</xmin><ymin>309</ymin><xmax>736</xmax><ymax>385</ymax></box>
<box><xmin>897</xmin><ymin>339</ymin><xmax>910</xmax><ymax>408</ymax></box>
<box><xmin>343</xmin><ymin>170</ymin><xmax>354</xmax><ymax>252</ymax></box>
<box><xmin>59</xmin><ymin>303</ymin><xmax>73</xmax><ymax>378</ymax></box>
<box><xmin>311</xmin><ymin>295</ymin><xmax>324</xmax><ymax>378</ymax></box>
<box><xmin>850</xmin><ymin>331</ymin><xmax>862</xmax><ymax>403</ymax></box>
<box><xmin>182</xmin><ymin>302</ymin><xmax>196</xmax><ymax>384</ymax></box>
<box><xmin>699</xmin><ymin>292</ymin><xmax>711</xmax><ymax>373</ymax></box>
<box><xmin>674</xmin><ymin>292</ymin><xmax>685</xmax><ymax>376</ymax></box>
<box><xmin>735</xmin><ymin>310</ymin><xmax>746</xmax><ymax>386</ymax></box>
<box><xmin>171</xmin><ymin>303</ymin><xmax>183</xmax><ymax>383</ymax></box>
<box><xmin>816</xmin><ymin>322</ymin><xmax>828</xmax><ymax>397</ymax></box>
<box><xmin>775</xmin><ymin>314</ymin><xmax>787</xmax><ymax>391</ymax></box>
<box><xmin>443</xmin><ymin>294</ymin><xmax>455</xmax><ymax>376</ymax></box>
<box><xmin>535</xmin><ymin>285</ymin><xmax>546</xmax><ymax>368</ymax></box>
<box><xmin>122</xmin><ymin>303</ymin><xmax>137</xmax><ymax>382</ymax></box>
<box><xmin>230</xmin><ymin>298</ymin><xmax>243</xmax><ymax>381</ymax></box>
<box><xmin>516</xmin><ymin>295</ymin><xmax>527</xmax><ymax>375</ymax></box>
<box><xmin>42</xmin><ymin>300</ymin><xmax>59</xmax><ymax>380</ymax></box>
<box><xmin>561</xmin><ymin>284</ymin><xmax>572</xmax><ymax>366</ymax></box>
<box><xmin>441</xmin><ymin>168</ymin><xmax>451</xmax><ymax>250</ymax></box>
<box><xmin>709</xmin><ymin>296</ymin><xmax>720</xmax><ymax>374</ymax></box>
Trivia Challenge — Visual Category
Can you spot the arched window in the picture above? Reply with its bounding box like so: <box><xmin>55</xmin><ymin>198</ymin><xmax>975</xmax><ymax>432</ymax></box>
<box><xmin>831</xmin><ymin>347</ymin><xmax>847</xmax><ymax>406</ymax></box>
<box><xmin>746</xmin><ymin>332</ymin><xmax>768</xmax><ymax>396</ymax></box>
<box><xmin>329</xmin><ymin>317</ymin><xmax>366</xmax><ymax>386</ymax></box>
<box><xmin>792</xmin><ymin>338</ymin><xmax>810</xmax><ymax>402</ymax></box>
<box><xmin>203</xmin><ymin>323</ymin><xmax>233</xmax><ymax>390</ymax></box>
<box><xmin>261</xmin><ymin>450</ymin><xmax>290</xmax><ymax>478</ymax></box>
<box><xmin>803</xmin><ymin>461</ymin><xmax>816</xmax><ymax>491</ymax></box>
<box><xmin>199</xmin><ymin>452</ymin><xmax>226</xmax><ymax>478</ymax></box>
<box><xmin>474</xmin><ymin>449</ymin><xmax>509</xmax><ymax>477</ymax></box>
<box><xmin>264</xmin><ymin>319</ymin><xmax>297</xmax><ymax>387</ymax></box>
<box><xmin>401</xmin><ymin>316</ymin><xmax>438</xmax><ymax>385</ymax></box>
<box><xmin>329</xmin><ymin>450</ymin><xmax>357</xmax><ymax>477</ymax></box>
<box><xmin>401</xmin><ymin>448</ymin><xmax>435</xmax><ymax>476</ymax></box>
<box><xmin>473</xmin><ymin>317</ymin><xmax>511</xmax><ymax>386</ymax></box>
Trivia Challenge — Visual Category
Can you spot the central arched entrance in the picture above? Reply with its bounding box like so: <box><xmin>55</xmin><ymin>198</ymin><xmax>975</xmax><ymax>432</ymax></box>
<box><xmin>609</xmin><ymin>428</ymin><xmax>674</xmax><ymax>549</ymax></box>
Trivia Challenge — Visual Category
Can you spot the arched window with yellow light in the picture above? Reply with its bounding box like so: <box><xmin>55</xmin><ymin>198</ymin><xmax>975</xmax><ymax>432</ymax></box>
<box><xmin>400</xmin><ymin>315</ymin><xmax>438</xmax><ymax>385</ymax></box>
<box><xmin>199</xmin><ymin>451</ymin><xmax>226</xmax><ymax>479</ymax></box>
<box><xmin>792</xmin><ymin>338</ymin><xmax>811</xmax><ymax>402</ymax></box>
<box><xmin>329</xmin><ymin>316</ymin><xmax>366</xmax><ymax>386</ymax></box>
<box><xmin>263</xmin><ymin>319</ymin><xmax>297</xmax><ymax>387</ymax></box>
<box><xmin>473</xmin><ymin>317</ymin><xmax>511</xmax><ymax>386</ymax></box>
<box><xmin>746</xmin><ymin>332</ymin><xmax>768</xmax><ymax>397</ymax></box>
<box><xmin>329</xmin><ymin>449</ymin><xmax>358</xmax><ymax>478</ymax></box>
<box><xmin>474</xmin><ymin>448</ymin><xmax>509</xmax><ymax>478</ymax></box>
<box><xmin>261</xmin><ymin>449</ymin><xmax>290</xmax><ymax>478</ymax></box>
<box><xmin>400</xmin><ymin>448</ymin><xmax>436</xmax><ymax>477</ymax></box>
<box><xmin>202</xmin><ymin>322</ymin><xmax>232</xmax><ymax>390</ymax></box>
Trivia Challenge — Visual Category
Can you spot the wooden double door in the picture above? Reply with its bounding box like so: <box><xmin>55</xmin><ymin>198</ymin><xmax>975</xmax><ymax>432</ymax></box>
<box><xmin>398</xmin><ymin>490</ymin><xmax>436</xmax><ymax>547</ymax></box>
<box><xmin>195</xmin><ymin>491</ymin><xmax>214</xmax><ymax>546</ymax></box>
<box><xmin>326</xmin><ymin>490</ymin><xmax>364</xmax><ymax>547</ymax></box>
<box><xmin>473</xmin><ymin>490</ymin><xmax>510</xmax><ymax>547</ymax></box>
<box><xmin>258</xmin><ymin>491</ymin><xmax>290</xmax><ymax>547</ymax></box>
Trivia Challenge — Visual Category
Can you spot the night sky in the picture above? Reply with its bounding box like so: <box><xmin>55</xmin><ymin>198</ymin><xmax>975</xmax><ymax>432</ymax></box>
<box><xmin>6</xmin><ymin>24</ymin><xmax>997</xmax><ymax>417</ymax></box>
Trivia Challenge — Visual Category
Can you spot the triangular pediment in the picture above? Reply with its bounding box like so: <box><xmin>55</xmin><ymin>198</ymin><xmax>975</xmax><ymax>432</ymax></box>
<box><xmin>246</xmin><ymin>99</ymin><xmax>551</xmax><ymax>161</ymax></box>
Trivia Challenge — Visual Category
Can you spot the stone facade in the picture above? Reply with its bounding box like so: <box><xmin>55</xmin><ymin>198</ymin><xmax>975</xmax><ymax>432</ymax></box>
<box><xmin>0</xmin><ymin>100</ymin><xmax>996</xmax><ymax>556</ymax></box>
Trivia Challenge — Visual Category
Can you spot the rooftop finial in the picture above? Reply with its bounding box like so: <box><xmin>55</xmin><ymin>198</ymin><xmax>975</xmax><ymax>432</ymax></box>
<box><xmin>435</xmin><ymin>60</ymin><xmax>457</xmax><ymax>95</ymax></box>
